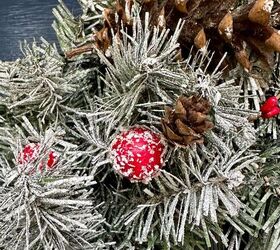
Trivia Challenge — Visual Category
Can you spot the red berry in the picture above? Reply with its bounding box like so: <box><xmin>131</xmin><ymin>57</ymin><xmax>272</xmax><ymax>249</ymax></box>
<box><xmin>110</xmin><ymin>126</ymin><xmax>166</xmax><ymax>183</ymax></box>
<box><xmin>18</xmin><ymin>143</ymin><xmax>59</xmax><ymax>173</ymax></box>
<box><xmin>18</xmin><ymin>143</ymin><xmax>40</xmax><ymax>164</ymax></box>
<box><xmin>46</xmin><ymin>151</ymin><xmax>59</xmax><ymax>170</ymax></box>
<box><xmin>260</xmin><ymin>96</ymin><xmax>279</xmax><ymax>113</ymax></box>
<box><xmin>261</xmin><ymin>106</ymin><xmax>280</xmax><ymax>119</ymax></box>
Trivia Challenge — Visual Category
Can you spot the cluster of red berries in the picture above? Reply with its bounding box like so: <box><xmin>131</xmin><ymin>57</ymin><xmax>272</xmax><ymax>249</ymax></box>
<box><xmin>260</xmin><ymin>96</ymin><xmax>280</xmax><ymax>119</ymax></box>
<box><xmin>17</xmin><ymin>143</ymin><xmax>59</xmax><ymax>173</ymax></box>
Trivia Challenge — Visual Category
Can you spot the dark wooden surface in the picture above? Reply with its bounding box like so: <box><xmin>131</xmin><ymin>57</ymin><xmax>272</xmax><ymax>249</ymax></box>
<box><xmin>0</xmin><ymin>0</ymin><xmax>80</xmax><ymax>61</ymax></box>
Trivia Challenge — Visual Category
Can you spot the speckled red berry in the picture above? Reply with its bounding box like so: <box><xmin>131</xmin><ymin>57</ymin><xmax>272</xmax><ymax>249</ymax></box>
<box><xmin>18</xmin><ymin>143</ymin><xmax>59</xmax><ymax>173</ymax></box>
<box><xmin>110</xmin><ymin>126</ymin><xmax>166</xmax><ymax>183</ymax></box>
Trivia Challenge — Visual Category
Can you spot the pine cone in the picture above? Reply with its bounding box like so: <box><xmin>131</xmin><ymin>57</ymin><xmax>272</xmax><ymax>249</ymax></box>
<box><xmin>147</xmin><ymin>0</ymin><xmax>280</xmax><ymax>73</ymax></box>
<box><xmin>161</xmin><ymin>96</ymin><xmax>214</xmax><ymax>146</ymax></box>
<box><xmin>66</xmin><ymin>0</ymin><xmax>280</xmax><ymax>81</ymax></box>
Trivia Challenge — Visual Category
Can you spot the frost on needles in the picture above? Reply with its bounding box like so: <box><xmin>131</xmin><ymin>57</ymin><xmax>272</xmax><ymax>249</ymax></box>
<box><xmin>0</xmin><ymin>0</ymin><xmax>279</xmax><ymax>249</ymax></box>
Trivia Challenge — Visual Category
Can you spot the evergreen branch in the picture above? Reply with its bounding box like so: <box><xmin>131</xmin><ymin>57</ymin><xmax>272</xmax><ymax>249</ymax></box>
<box><xmin>0</xmin><ymin>122</ymin><xmax>110</xmax><ymax>249</ymax></box>
<box><xmin>53</xmin><ymin>0</ymin><xmax>114</xmax><ymax>54</ymax></box>
<box><xmin>0</xmin><ymin>163</ymin><xmax>107</xmax><ymax>249</ymax></box>
<box><xmin>91</xmin><ymin>14</ymin><xmax>187</xmax><ymax>132</ymax></box>
<box><xmin>0</xmin><ymin>39</ymin><xmax>72</xmax><ymax>122</ymax></box>
<box><xmin>108</xmin><ymin>145</ymin><xmax>260</xmax><ymax>247</ymax></box>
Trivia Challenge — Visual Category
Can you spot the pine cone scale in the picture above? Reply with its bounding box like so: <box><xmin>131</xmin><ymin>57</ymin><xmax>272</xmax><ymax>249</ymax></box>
<box><xmin>188</xmin><ymin>111</ymin><xmax>208</xmax><ymax>124</ymax></box>
<box><xmin>161</xmin><ymin>121</ymin><xmax>185</xmax><ymax>143</ymax></box>
<box><xmin>175</xmin><ymin>119</ymin><xmax>194</xmax><ymax>136</ymax></box>
<box><xmin>175</xmin><ymin>99</ymin><xmax>187</xmax><ymax>115</ymax></box>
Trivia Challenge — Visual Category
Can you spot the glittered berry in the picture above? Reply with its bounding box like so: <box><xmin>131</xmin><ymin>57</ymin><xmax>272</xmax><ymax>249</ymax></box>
<box><xmin>46</xmin><ymin>151</ymin><xmax>59</xmax><ymax>170</ymax></box>
<box><xmin>18</xmin><ymin>143</ymin><xmax>40</xmax><ymax>165</ymax></box>
<box><xmin>110</xmin><ymin>126</ymin><xmax>166</xmax><ymax>183</ymax></box>
<box><xmin>260</xmin><ymin>96</ymin><xmax>279</xmax><ymax>113</ymax></box>
<box><xmin>18</xmin><ymin>143</ymin><xmax>59</xmax><ymax>173</ymax></box>
<box><xmin>261</xmin><ymin>106</ymin><xmax>280</xmax><ymax>119</ymax></box>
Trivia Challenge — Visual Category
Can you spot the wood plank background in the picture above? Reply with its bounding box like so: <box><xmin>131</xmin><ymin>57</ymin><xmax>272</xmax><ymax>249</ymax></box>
<box><xmin>0</xmin><ymin>0</ymin><xmax>79</xmax><ymax>61</ymax></box>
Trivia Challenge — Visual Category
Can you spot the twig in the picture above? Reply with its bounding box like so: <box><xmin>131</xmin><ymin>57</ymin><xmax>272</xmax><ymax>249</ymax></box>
<box><xmin>66</xmin><ymin>44</ymin><xmax>95</xmax><ymax>59</ymax></box>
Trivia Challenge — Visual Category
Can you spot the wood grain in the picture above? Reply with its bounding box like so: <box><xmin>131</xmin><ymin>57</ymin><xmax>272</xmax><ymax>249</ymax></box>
<box><xmin>0</xmin><ymin>0</ymin><xmax>79</xmax><ymax>61</ymax></box>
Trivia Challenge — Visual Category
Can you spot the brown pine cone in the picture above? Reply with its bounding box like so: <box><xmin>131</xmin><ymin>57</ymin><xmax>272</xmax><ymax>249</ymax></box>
<box><xmin>153</xmin><ymin>0</ymin><xmax>280</xmax><ymax>73</ymax></box>
<box><xmin>161</xmin><ymin>95</ymin><xmax>214</xmax><ymax>146</ymax></box>
<box><xmin>67</xmin><ymin>0</ymin><xmax>280</xmax><ymax>75</ymax></box>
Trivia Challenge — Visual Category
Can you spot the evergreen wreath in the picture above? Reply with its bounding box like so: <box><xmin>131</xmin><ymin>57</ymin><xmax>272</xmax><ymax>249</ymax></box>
<box><xmin>0</xmin><ymin>0</ymin><xmax>280</xmax><ymax>249</ymax></box>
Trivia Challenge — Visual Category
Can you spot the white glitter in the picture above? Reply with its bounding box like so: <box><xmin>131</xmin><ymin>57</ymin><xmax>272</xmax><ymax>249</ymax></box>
<box><xmin>263</xmin><ymin>0</ymin><xmax>273</xmax><ymax>13</ymax></box>
<box><xmin>122</xmin><ymin>168</ymin><xmax>133</xmax><ymax>177</ymax></box>
<box><xmin>126</xmin><ymin>133</ymin><xmax>134</xmax><ymax>139</ymax></box>
<box><xmin>224</xmin><ymin>27</ymin><xmax>233</xmax><ymax>40</ymax></box>
<box><xmin>51</xmin><ymin>151</ymin><xmax>59</xmax><ymax>158</ymax></box>
<box><xmin>136</xmin><ymin>145</ymin><xmax>147</xmax><ymax>150</ymax></box>
<box><xmin>144</xmin><ymin>131</ymin><xmax>153</xmax><ymax>139</ymax></box>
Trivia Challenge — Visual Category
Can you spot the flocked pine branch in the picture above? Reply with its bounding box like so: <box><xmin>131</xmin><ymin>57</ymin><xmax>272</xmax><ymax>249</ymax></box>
<box><xmin>0</xmin><ymin>171</ymin><xmax>108</xmax><ymax>249</ymax></box>
<box><xmin>0</xmin><ymin>38</ymin><xmax>98</xmax><ymax>125</ymax></box>
<box><xmin>232</xmin><ymin>142</ymin><xmax>280</xmax><ymax>250</ymax></box>
<box><xmin>65</xmin><ymin>11</ymin><xmax>266</xmax><ymax>248</ymax></box>
<box><xmin>91</xmin><ymin>13</ymin><xmax>189</xmax><ymax>138</ymax></box>
<box><xmin>62</xmin><ymin>113</ymin><xmax>114</xmax><ymax>175</ymax></box>
<box><xmin>89</xmin><ymin>11</ymin><xmax>258</xmax><ymax>146</ymax></box>
<box><xmin>108</xmin><ymin>142</ymin><xmax>261</xmax><ymax>248</ymax></box>
<box><xmin>0</xmin><ymin>0</ymin><xmax>278</xmax><ymax>249</ymax></box>
<box><xmin>0</xmin><ymin>120</ymin><xmax>111</xmax><ymax>250</ymax></box>
<box><xmin>52</xmin><ymin>0</ymin><xmax>80</xmax><ymax>53</ymax></box>
<box><xmin>0</xmin><ymin>39</ymin><xmax>71</xmax><ymax>122</ymax></box>
<box><xmin>53</xmin><ymin>0</ymin><xmax>114</xmax><ymax>54</ymax></box>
